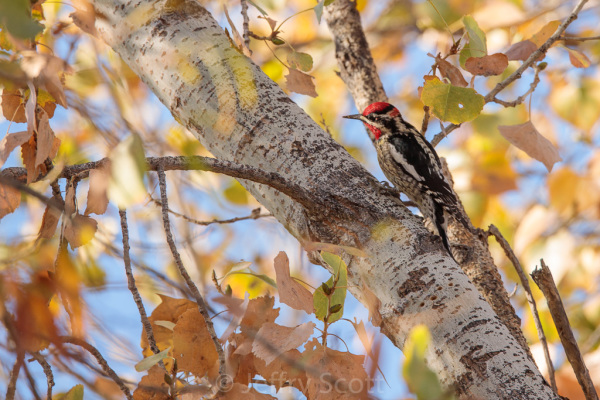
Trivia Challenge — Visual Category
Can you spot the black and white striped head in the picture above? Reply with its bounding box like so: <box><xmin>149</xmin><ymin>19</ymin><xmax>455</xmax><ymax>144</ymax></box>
<box><xmin>343</xmin><ymin>102</ymin><xmax>401</xmax><ymax>140</ymax></box>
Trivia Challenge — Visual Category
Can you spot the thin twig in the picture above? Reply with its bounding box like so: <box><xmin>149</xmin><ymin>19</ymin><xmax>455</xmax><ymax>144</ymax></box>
<box><xmin>240</xmin><ymin>0</ymin><xmax>250</xmax><ymax>51</ymax></box>
<box><xmin>60</xmin><ymin>336</ymin><xmax>133</xmax><ymax>400</ymax></box>
<box><xmin>156</xmin><ymin>166</ymin><xmax>227</xmax><ymax>392</ymax></box>
<box><xmin>6</xmin><ymin>351</ymin><xmax>24</xmax><ymax>400</ymax></box>
<box><xmin>150</xmin><ymin>200</ymin><xmax>272</xmax><ymax>226</ymax></box>
<box><xmin>431</xmin><ymin>0</ymin><xmax>589</xmax><ymax>146</ymax></box>
<box><xmin>119</xmin><ymin>209</ymin><xmax>161</xmax><ymax>356</ymax></box>
<box><xmin>30</xmin><ymin>352</ymin><xmax>54</xmax><ymax>400</ymax></box>
<box><xmin>489</xmin><ymin>66</ymin><xmax>543</xmax><ymax>108</ymax></box>
<box><xmin>22</xmin><ymin>361</ymin><xmax>42</xmax><ymax>400</ymax></box>
<box><xmin>488</xmin><ymin>225</ymin><xmax>556</xmax><ymax>392</ymax></box>
<box><xmin>531</xmin><ymin>260</ymin><xmax>599</xmax><ymax>400</ymax></box>
<box><xmin>560</xmin><ymin>35</ymin><xmax>600</xmax><ymax>41</ymax></box>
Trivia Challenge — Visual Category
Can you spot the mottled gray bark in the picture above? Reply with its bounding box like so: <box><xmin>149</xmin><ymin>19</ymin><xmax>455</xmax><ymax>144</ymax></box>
<box><xmin>86</xmin><ymin>1</ymin><xmax>558</xmax><ymax>398</ymax></box>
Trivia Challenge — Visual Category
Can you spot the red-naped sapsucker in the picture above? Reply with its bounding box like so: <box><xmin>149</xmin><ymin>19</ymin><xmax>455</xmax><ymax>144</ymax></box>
<box><xmin>344</xmin><ymin>102</ymin><xmax>469</xmax><ymax>256</ymax></box>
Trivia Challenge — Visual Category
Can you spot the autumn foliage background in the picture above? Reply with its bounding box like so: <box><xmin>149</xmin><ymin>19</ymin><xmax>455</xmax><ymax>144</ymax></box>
<box><xmin>1</xmin><ymin>0</ymin><xmax>600</xmax><ymax>398</ymax></box>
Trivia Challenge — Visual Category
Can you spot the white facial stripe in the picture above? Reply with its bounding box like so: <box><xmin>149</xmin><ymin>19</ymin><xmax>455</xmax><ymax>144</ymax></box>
<box><xmin>388</xmin><ymin>143</ymin><xmax>424</xmax><ymax>181</ymax></box>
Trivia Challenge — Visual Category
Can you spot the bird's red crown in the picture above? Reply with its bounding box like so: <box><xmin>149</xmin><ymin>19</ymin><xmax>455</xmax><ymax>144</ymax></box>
<box><xmin>362</xmin><ymin>102</ymin><xmax>400</xmax><ymax>117</ymax></box>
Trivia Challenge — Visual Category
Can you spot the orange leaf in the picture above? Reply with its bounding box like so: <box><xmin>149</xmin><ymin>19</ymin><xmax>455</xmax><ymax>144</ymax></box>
<box><xmin>530</xmin><ymin>20</ymin><xmax>561</xmax><ymax>47</ymax></box>
<box><xmin>565</xmin><ymin>47</ymin><xmax>591</xmax><ymax>68</ymax></box>
<box><xmin>132</xmin><ymin>365</ymin><xmax>170</xmax><ymax>400</ymax></box>
<box><xmin>172</xmin><ymin>308</ymin><xmax>218</xmax><ymax>377</ymax></box>
<box><xmin>273</xmin><ymin>252</ymin><xmax>313</xmax><ymax>313</ymax></box>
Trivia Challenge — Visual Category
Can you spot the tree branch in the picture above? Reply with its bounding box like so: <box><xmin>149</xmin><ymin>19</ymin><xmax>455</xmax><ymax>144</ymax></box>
<box><xmin>30</xmin><ymin>352</ymin><xmax>54</xmax><ymax>400</ymax></box>
<box><xmin>60</xmin><ymin>336</ymin><xmax>133</xmax><ymax>400</ymax></box>
<box><xmin>156</xmin><ymin>167</ymin><xmax>227</xmax><ymax>393</ymax></box>
<box><xmin>488</xmin><ymin>225</ymin><xmax>556</xmax><ymax>392</ymax></box>
<box><xmin>119</xmin><ymin>209</ymin><xmax>162</xmax><ymax>358</ymax></box>
<box><xmin>531</xmin><ymin>260</ymin><xmax>599</xmax><ymax>400</ymax></box>
<box><xmin>1</xmin><ymin>155</ymin><xmax>319</xmax><ymax>211</ymax></box>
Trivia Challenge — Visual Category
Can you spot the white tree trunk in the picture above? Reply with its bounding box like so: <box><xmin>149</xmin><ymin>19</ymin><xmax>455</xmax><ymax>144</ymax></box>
<box><xmin>89</xmin><ymin>1</ymin><xmax>557</xmax><ymax>398</ymax></box>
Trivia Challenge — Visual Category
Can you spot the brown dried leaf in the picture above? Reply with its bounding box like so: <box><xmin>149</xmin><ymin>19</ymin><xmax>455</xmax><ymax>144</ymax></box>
<box><xmin>253</xmin><ymin>349</ymin><xmax>307</xmax><ymax>393</ymax></box>
<box><xmin>498</xmin><ymin>121</ymin><xmax>562</xmax><ymax>172</ymax></box>
<box><xmin>227</xmin><ymin>333</ymin><xmax>258</xmax><ymax>385</ymax></box>
<box><xmin>64</xmin><ymin>214</ymin><xmax>98</xmax><ymax>248</ymax></box>
<box><xmin>34</xmin><ymin>112</ymin><xmax>57</xmax><ymax>168</ymax></box>
<box><xmin>85</xmin><ymin>165</ymin><xmax>110</xmax><ymax>215</ymax></box>
<box><xmin>240</xmin><ymin>296</ymin><xmax>279</xmax><ymax>335</ymax></box>
<box><xmin>285</xmin><ymin>68</ymin><xmax>317</xmax><ymax>97</ymax></box>
<box><xmin>220</xmin><ymin>383</ymin><xmax>276</xmax><ymax>400</ymax></box>
<box><xmin>1</xmin><ymin>89</ymin><xmax>26</xmax><ymax>122</ymax></box>
<box><xmin>505</xmin><ymin>40</ymin><xmax>538</xmax><ymax>61</ymax></box>
<box><xmin>69</xmin><ymin>0</ymin><xmax>97</xmax><ymax>36</ymax></box>
<box><xmin>64</xmin><ymin>182</ymin><xmax>77</xmax><ymax>216</ymax></box>
<box><xmin>21</xmin><ymin>52</ymin><xmax>69</xmax><ymax>108</ymax></box>
<box><xmin>273</xmin><ymin>252</ymin><xmax>313</xmax><ymax>313</ymax></box>
<box><xmin>0</xmin><ymin>183</ymin><xmax>21</xmax><ymax>220</ymax></box>
<box><xmin>173</xmin><ymin>308</ymin><xmax>218</xmax><ymax>377</ymax></box>
<box><xmin>436</xmin><ymin>56</ymin><xmax>467</xmax><ymax>87</ymax></box>
<box><xmin>133</xmin><ymin>365</ymin><xmax>170</xmax><ymax>400</ymax></box>
<box><xmin>0</xmin><ymin>130</ymin><xmax>31</xmax><ymax>167</ymax></box>
<box><xmin>464</xmin><ymin>53</ymin><xmax>508</xmax><ymax>76</ymax></box>
<box><xmin>566</xmin><ymin>47</ymin><xmax>591</xmax><ymax>68</ymax></box>
<box><xmin>21</xmin><ymin>134</ymin><xmax>37</xmax><ymax>183</ymax></box>
<box><xmin>223</xmin><ymin>6</ymin><xmax>251</xmax><ymax>57</ymax></box>
<box><xmin>361</xmin><ymin>284</ymin><xmax>382</xmax><ymax>327</ymax></box>
<box><xmin>38</xmin><ymin>195</ymin><xmax>63</xmax><ymax>239</ymax></box>
<box><xmin>252</xmin><ymin>321</ymin><xmax>315</xmax><ymax>365</ymax></box>
<box><xmin>304</xmin><ymin>338</ymin><xmax>371</xmax><ymax>399</ymax></box>
<box><xmin>259</xmin><ymin>16</ymin><xmax>277</xmax><ymax>31</ymax></box>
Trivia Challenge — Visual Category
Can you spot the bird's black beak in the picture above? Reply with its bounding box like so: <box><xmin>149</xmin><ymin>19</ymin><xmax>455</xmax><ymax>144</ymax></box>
<box><xmin>343</xmin><ymin>114</ymin><xmax>363</xmax><ymax>120</ymax></box>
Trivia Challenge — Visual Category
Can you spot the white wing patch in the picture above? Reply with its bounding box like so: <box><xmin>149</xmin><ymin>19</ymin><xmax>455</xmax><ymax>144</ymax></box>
<box><xmin>388</xmin><ymin>143</ymin><xmax>424</xmax><ymax>182</ymax></box>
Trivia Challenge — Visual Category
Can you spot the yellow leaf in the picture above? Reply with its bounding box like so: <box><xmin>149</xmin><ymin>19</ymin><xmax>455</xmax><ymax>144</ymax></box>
<box><xmin>529</xmin><ymin>20</ymin><xmax>561</xmax><ymax>47</ymax></box>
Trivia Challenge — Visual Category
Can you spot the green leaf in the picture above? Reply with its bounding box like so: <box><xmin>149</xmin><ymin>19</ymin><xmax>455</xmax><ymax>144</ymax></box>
<box><xmin>324</xmin><ymin>0</ymin><xmax>336</xmax><ymax>5</ymax></box>
<box><xmin>107</xmin><ymin>133</ymin><xmax>147</xmax><ymax>208</ymax></box>
<box><xmin>135</xmin><ymin>348</ymin><xmax>170</xmax><ymax>372</ymax></box>
<box><xmin>420</xmin><ymin>77</ymin><xmax>484</xmax><ymax>124</ymax></box>
<box><xmin>314</xmin><ymin>1</ymin><xmax>324</xmax><ymax>24</ymax></box>
<box><xmin>462</xmin><ymin>15</ymin><xmax>486</xmax><ymax>60</ymax></box>
<box><xmin>53</xmin><ymin>384</ymin><xmax>84</xmax><ymax>400</ymax></box>
<box><xmin>247</xmin><ymin>0</ymin><xmax>268</xmax><ymax>16</ymax></box>
<box><xmin>0</xmin><ymin>0</ymin><xmax>43</xmax><ymax>40</ymax></box>
<box><xmin>287</xmin><ymin>51</ymin><xmax>313</xmax><ymax>72</ymax></box>
<box><xmin>313</xmin><ymin>252</ymin><xmax>347</xmax><ymax>322</ymax></box>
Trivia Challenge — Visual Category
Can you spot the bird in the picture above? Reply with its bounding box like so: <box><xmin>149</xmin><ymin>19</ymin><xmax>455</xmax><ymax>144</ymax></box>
<box><xmin>343</xmin><ymin>102</ymin><xmax>469</xmax><ymax>256</ymax></box>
